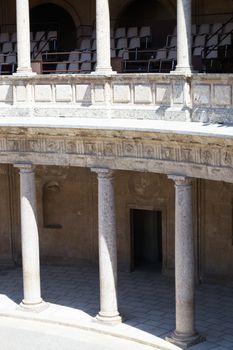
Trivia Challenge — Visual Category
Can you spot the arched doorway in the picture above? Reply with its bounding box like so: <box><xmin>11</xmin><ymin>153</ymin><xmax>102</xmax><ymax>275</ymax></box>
<box><xmin>30</xmin><ymin>3</ymin><xmax>77</xmax><ymax>51</ymax></box>
<box><xmin>116</xmin><ymin>0</ymin><xmax>176</xmax><ymax>48</ymax></box>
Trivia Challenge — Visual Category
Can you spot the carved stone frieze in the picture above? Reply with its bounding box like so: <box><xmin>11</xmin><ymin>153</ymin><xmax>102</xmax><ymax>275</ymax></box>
<box><xmin>0</xmin><ymin>135</ymin><xmax>231</xmax><ymax>172</ymax></box>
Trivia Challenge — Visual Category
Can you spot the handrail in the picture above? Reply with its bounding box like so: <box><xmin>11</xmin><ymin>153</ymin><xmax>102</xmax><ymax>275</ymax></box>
<box><xmin>33</xmin><ymin>37</ymin><xmax>58</xmax><ymax>60</ymax></box>
<box><xmin>205</xmin><ymin>16</ymin><xmax>233</xmax><ymax>57</ymax></box>
<box><xmin>41</xmin><ymin>50</ymin><xmax>93</xmax><ymax>74</ymax></box>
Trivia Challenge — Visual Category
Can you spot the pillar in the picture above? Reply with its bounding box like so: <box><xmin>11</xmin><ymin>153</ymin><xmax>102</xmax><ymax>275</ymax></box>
<box><xmin>95</xmin><ymin>0</ymin><xmax>113</xmax><ymax>74</ymax></box>
<box><xmin>16</xmin><ymin>0</ymin><xmax>33</xmax><ymax>75</ymax></box>
<box><xmin>175</xmin><ymin>0</ymin><xmax>192</xmax><ymax>73</ymax></box>
<box><xmin>166</xmin><ymin>175</ymin><xmax>204</xmax><ymax>348</ymax></box>
<box><xmin>14</xmin><ymin>163</ymin><xmax>46</xmax><ymax>311</ymax></box>
<box><xmin>91</xmin><ymin>168</ymin><xmax>121</xmax><ymax>324</ymax></box>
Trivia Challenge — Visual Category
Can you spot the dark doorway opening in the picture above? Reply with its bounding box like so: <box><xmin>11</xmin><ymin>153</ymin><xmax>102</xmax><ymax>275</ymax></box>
<box><xmin>30</xmin><ymin>3</ymin><xmax>77</xmax><ymax>51</ymax></box>
<box><xmin>130</xmin><ymin>209</ymin><xmax>162</xmax><ymax>271</ymax></box>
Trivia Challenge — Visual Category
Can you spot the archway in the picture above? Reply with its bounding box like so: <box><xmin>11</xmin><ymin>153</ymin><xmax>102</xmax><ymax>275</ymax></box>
<box><xmin>30</xmin><ymin>3</ymin><xmax>77</xmax><ymax>51</ymax></box>
<box><xmin>115</xmin><ymin>0</ymin><xmax>176</xmax><ymax>48</ymax></box>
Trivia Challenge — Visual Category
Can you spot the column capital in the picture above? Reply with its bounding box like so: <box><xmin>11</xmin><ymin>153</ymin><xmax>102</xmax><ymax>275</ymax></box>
<box><xmin>91</xmin><ymin>167</ymin><xmax>114</xmax><ymax>178</ymax></box>
<box><xmin>14</xmin><ymin>163</ymin><xmax>34</xmax><ymax>173</ymax></box>
<box><xmin>168</xmin><ymin>174</ymin><xmax>192</xmax><ymax>186</ymax></box>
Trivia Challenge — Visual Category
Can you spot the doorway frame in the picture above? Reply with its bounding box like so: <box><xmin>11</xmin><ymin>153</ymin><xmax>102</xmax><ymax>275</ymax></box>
<box><xmin>127</xmin><ymin>204</ymin><xmax>167</xmax><ymax>273</ymax></box>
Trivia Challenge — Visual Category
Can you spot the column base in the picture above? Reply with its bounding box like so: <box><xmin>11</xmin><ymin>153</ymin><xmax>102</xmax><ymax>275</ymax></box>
<box><xmin>18</xmin><ymin>299</ymin><xmax>49</xmax><ymax>313</ymax></box>
<box><xmin>14</xmin><ymin>69</ymin><xmax>36</xmax><ymax>77</ymax></box>
<box><xmin>171</xmin><ymin>66</ymin><xmax>193</xmax><ymax>75</ymax></box>
<box><xmin>92</xmin><ymin>67</ymin><xmax>117</xmax><ymax>75</ymax></box>
<box><xmin>94</xmin><ymin>312</ymin><xmax>122</xmax><ymax>326</ymax></box>
<box><xmin>166</xmin><ymin>330</ymin><xmax>205</xmax><ymax>349</ymax></box>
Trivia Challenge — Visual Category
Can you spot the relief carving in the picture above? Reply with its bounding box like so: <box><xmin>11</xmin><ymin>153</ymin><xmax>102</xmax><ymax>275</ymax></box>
<box><xmin>162</xmin><ymin>147</ymin><xmax>174</xmax><ymax>160</ymax></box>
<box><xmin>223</xmin><ymin>152</ymin><xmax>232</xmax><ymax>166</ymax></box>
<box><xmin>104</xmin><ymin>143</ymin><xmax>115</xmax><ymax>156</ymax></box>
<box><xmin>181</xmin><ymin>148</ymin><xmax>193</xmax><ymax>162</ymax></box>
<box><xmin>123</xmin><ymin>143</ymin><xmax>137</xmax><ymax>157</ymax></box>
<box><xmin>84</xmin><ymin>142</ymin><xmax>97</xmax><ymax>155</ymax></box>
<box><xmin>201</xmin><ymin>150</ymin><xmax>212</xmax><ymax>164</ymax></box>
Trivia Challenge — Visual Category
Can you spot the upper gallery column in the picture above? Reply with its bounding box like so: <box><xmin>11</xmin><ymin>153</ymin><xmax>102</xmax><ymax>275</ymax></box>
<box><xmin>14</xmin><ymin>163</ymin><xmax>46</xmax><ymax>311</ymax></box>
<box><xmin>175</xmin><ymin>0</ymin><xmax>193</xmax><ymax>74</ymax></box>
<box><xmin>167</xmin><ymin>175</ymin><xmax>204</xmax><ymax>348</ymax></box>
<box><xmin>16</xmin><ymin>0</ymin><xmax>33</xmax><ymax>75</ymax></box>
<box><xmin>95</xmin><ymin>0</ymin><xmax>113</xmax><ymax>74</ymax></box>
<box><xmin>91</xmin><ymin>168</ymin><xmax>121</xmax><ymax>324</ymax></box>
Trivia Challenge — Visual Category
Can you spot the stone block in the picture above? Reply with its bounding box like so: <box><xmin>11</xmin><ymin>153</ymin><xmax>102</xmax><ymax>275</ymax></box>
<box><xmin>55</xmin><ymin>85</ymin><xmax>72</xmax><ymax>102</ymax></box>
<box><xmin>214</xmin><ymin>84</ymin><xmax>232</xmax><ymax>106</ymax></box>
<box><xmin>113</xmin><ymin>84</ymin><xmax>131</xmax><ymax>103</ymax></box>
<box><xmin>0</xmin><ymin>85</ymin><xmax>13</xmax><ymax>102</ymax></box>
<box><xmin>94</xmin><ymin>85</ymin><xmax>105</xmax><ymax>103</ymax></box>
<box><xmin>173</xmin><ymin>82</ymin><xmax>184</xmax><ymax>104</ymax></box>
<box><xmin>76</xmin><ymin>84</ymin><xmax>92</xmax><ymax>103</ymax></box>
<box><xmin>193</xmin><ymin>84</ymin><xmax>211</xmax><ymax>106</ymax></box>
<box><xmin>134</xmin><ymin>84</ymin><xmax>152</xmax><ymax>104</ymax></box>
<box><xmin>34</xmin><ymin>85</ymin><xmax>52</xmax><ymax>102</ymax></box>
<box><xmin>16</xmin><ymin>85</ymin><xmax>27</xmax><ymax>102</ymax></box>
<box><xmin>156</xmin><ymin>84</ymin><xmax>171</xmax><ymax>105</ymax></box>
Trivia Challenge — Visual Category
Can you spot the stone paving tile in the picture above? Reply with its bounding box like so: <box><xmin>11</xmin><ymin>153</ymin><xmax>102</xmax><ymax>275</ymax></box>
<box><xmin>0</xmin><ymin>265</ymin><xmax>233</xmax><ymax>350</ymax></box>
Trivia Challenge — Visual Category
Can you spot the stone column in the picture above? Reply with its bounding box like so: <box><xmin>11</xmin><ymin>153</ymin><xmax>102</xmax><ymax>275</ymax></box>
<box><xmin>91</xmin><ymin>168</ymin><xmax>121</xmax><ymax>324</ymax></box>
<box><xmin>166</xmin><ymin>175</ymin><xmax>204</xmax><ymax>348</ymax></box>
<box><xmin>95</xmin><ymin>0</ymin><xmax>113</xmax><ymax>74</ymax></box>
<box><xmin>14</xmin><ymin>164</ymin><xmax>46</xmax><ymax>311</ymax></box>
<box><xmin>16</xmin><ymin>0</ymin><xmax>33</xmax><ymax>75</ymax></box>
<box><xmin>175</xmin><ymin>0</ymin><xmax>192</xmax><ymax>73</ymax></box>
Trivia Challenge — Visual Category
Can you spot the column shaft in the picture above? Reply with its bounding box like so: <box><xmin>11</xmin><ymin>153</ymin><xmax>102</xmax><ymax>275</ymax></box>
<box><xmin>15</xmin><ymin>164</ymin><xmax>44</xmax><ymax>309</ymax></box>
<box><xmin>92</xmin><ymin>168</ymin><xmax>121</xmax><ymax>324</ymax></box>
<box><xmin>167</xmin><ymin>175</ymin><xmax>204</xmax><ymax>348</ymax></box>
<box><xmin>95</xmin><ymin>0</ymin><xmax>113</xmax><ymax>74</ymax></box>
<box><xmin>176</xmin><ymin>0</ymin><xmax>192</xmax><ymax>73</ymax></box>
<box><xmin>175</xmin><ymin>177</ymin><xmax>194</xmax><ymax>334</ymax></box>
<box><xmin>16</xmin><ymin>0</ymin><xmax>32</xmax><ymax>74</ymax></box>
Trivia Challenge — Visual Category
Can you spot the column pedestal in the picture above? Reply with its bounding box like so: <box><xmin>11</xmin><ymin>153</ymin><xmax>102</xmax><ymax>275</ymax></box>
<box><xmin>166</xmin><ymin>175</ymin><xmax>204</xmax><ymax>348</ymax></box>
<box><xmin>92</xmin><ymin>168</ymin><xmax>121</xmax><ymax>325</ymax></box>
<box><xmin>15</xmin><ymin>163</ymin><xmax>47</xmax><ymax>312</ymax></box>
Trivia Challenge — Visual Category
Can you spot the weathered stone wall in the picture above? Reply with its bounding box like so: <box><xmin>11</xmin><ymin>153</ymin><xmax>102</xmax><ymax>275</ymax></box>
<box><xmin>0</xmin><ymin>165</ymin><xmax>13</xmax><ymax>265</ymax></box>
<box><xmin>201</xmin><ymin>180</ymin><xmax>233</xmax><ymax>281</ymax></box>
<box><xmin>0</xmin><ymin>164</ymin><xmax>232</xmax><ymax>281</ymax></box>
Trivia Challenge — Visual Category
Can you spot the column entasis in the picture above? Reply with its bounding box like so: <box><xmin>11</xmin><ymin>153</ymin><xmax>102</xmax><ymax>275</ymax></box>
<box><xmin>166</xmin><ymin>175</ymin><xmax>204</xmax><ymax>348</ymax></box>
<box><xmin>175</xmin><ymin>0</ymin><xmax>192</xmax><ymax>74</ymax></box>
<box><xmin>14</xmin><ymin>163</ymin><xmax>46</xmax><ymax>311</ymax></box>
<box><xmin>16</xmin><ymin>0</ymin><xmax>33</xmax><ymax>75</ymax></box>
<box><xmin>91</xmin><ymin>168</ymin><xmax>121</xmax><ymax>324</ymax></box>
<box><xmin>94</xmin><ymin>0</ymin><xmax>114</xmax><ymax>74</ymax></box>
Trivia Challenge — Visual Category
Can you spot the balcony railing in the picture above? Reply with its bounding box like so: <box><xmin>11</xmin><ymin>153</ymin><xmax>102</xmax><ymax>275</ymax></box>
<box><xmin>0</xmin><ymin>73</ymin><xmax>231</xmax><ymax>123</ymax></box>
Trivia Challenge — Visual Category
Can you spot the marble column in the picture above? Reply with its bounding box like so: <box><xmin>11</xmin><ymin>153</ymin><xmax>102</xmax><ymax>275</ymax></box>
<box><xmin>16</xmin><ymin>0</ymin><xmax>33</xmax><ymax>75</ymax></box>
<box><xmin>95</xmin><ymin>0</ymin><xmax>113</xmax><ymax>74</ymax></box>
<box><xmin>175</xmin><ymin>0</ymin><xmax>192</xmax><ymax>73</ymax></box>
<box><xmin>91</xmin><ymin>168</ymin><xmax>121</xmax><ymax>324</ymax></box>
<box><xmin>14</xmin><ymin>163</ymin><xmax>46</xmax><ymax>311</ymax></box>
<box><xmin>166</xmin><ymin>175</ymin><xmax>204</xmax><ymax>348</ymax></box>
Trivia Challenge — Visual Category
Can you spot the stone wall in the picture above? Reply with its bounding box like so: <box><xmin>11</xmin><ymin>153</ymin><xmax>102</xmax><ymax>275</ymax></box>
<box><xmin>0</xmin><ymin>164</ymin><xmax>229</xmax><ymax>281</ymax></box>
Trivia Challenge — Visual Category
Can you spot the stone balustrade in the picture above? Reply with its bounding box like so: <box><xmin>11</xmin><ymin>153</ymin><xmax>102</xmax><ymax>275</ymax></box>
<box><xmin>0</xmin><ymin>73</ymin><xmax>232</xmax><ymax>123</ymax></box>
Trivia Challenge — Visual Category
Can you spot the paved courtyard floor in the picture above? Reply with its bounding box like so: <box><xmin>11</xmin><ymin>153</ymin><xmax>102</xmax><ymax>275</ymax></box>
<box><xmin>0</xmin><ymin>265</ymin><xmax>232</xmax><ymax>350</ymax></box>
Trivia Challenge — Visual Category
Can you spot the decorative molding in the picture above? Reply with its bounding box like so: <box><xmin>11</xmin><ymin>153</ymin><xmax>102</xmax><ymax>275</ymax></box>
<box><xmin>0</xmin><ymin>135</ymin><xmax>232</xmax><ymax>174</ymax></box>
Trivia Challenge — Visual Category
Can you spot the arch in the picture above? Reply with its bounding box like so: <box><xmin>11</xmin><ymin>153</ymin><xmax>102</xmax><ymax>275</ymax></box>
<box><xmin>30</xmin><ymin>2</ymin><xmax>78</xmax><ymax>51</ymax></box>
<box><xmin>112</xmin><ymin>0</ymin><xmax>176</xmax><ymax>25</ymax></box>
<box><xmin>114</xmin><ymin>0</ymin><xmax>176</xmax><ymax>48</ymax></box>
<box><xmin>30</xmin><ymin>0</ymin><xmax>81</xmax><ymax>28</ymax></box>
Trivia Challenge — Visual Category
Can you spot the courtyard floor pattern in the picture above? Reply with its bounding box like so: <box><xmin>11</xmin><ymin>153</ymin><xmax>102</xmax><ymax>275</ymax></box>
<box><xmin>0</xmin><ymin>265</ymin><xmax>232</xmax><ymax>350</ymax></box>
